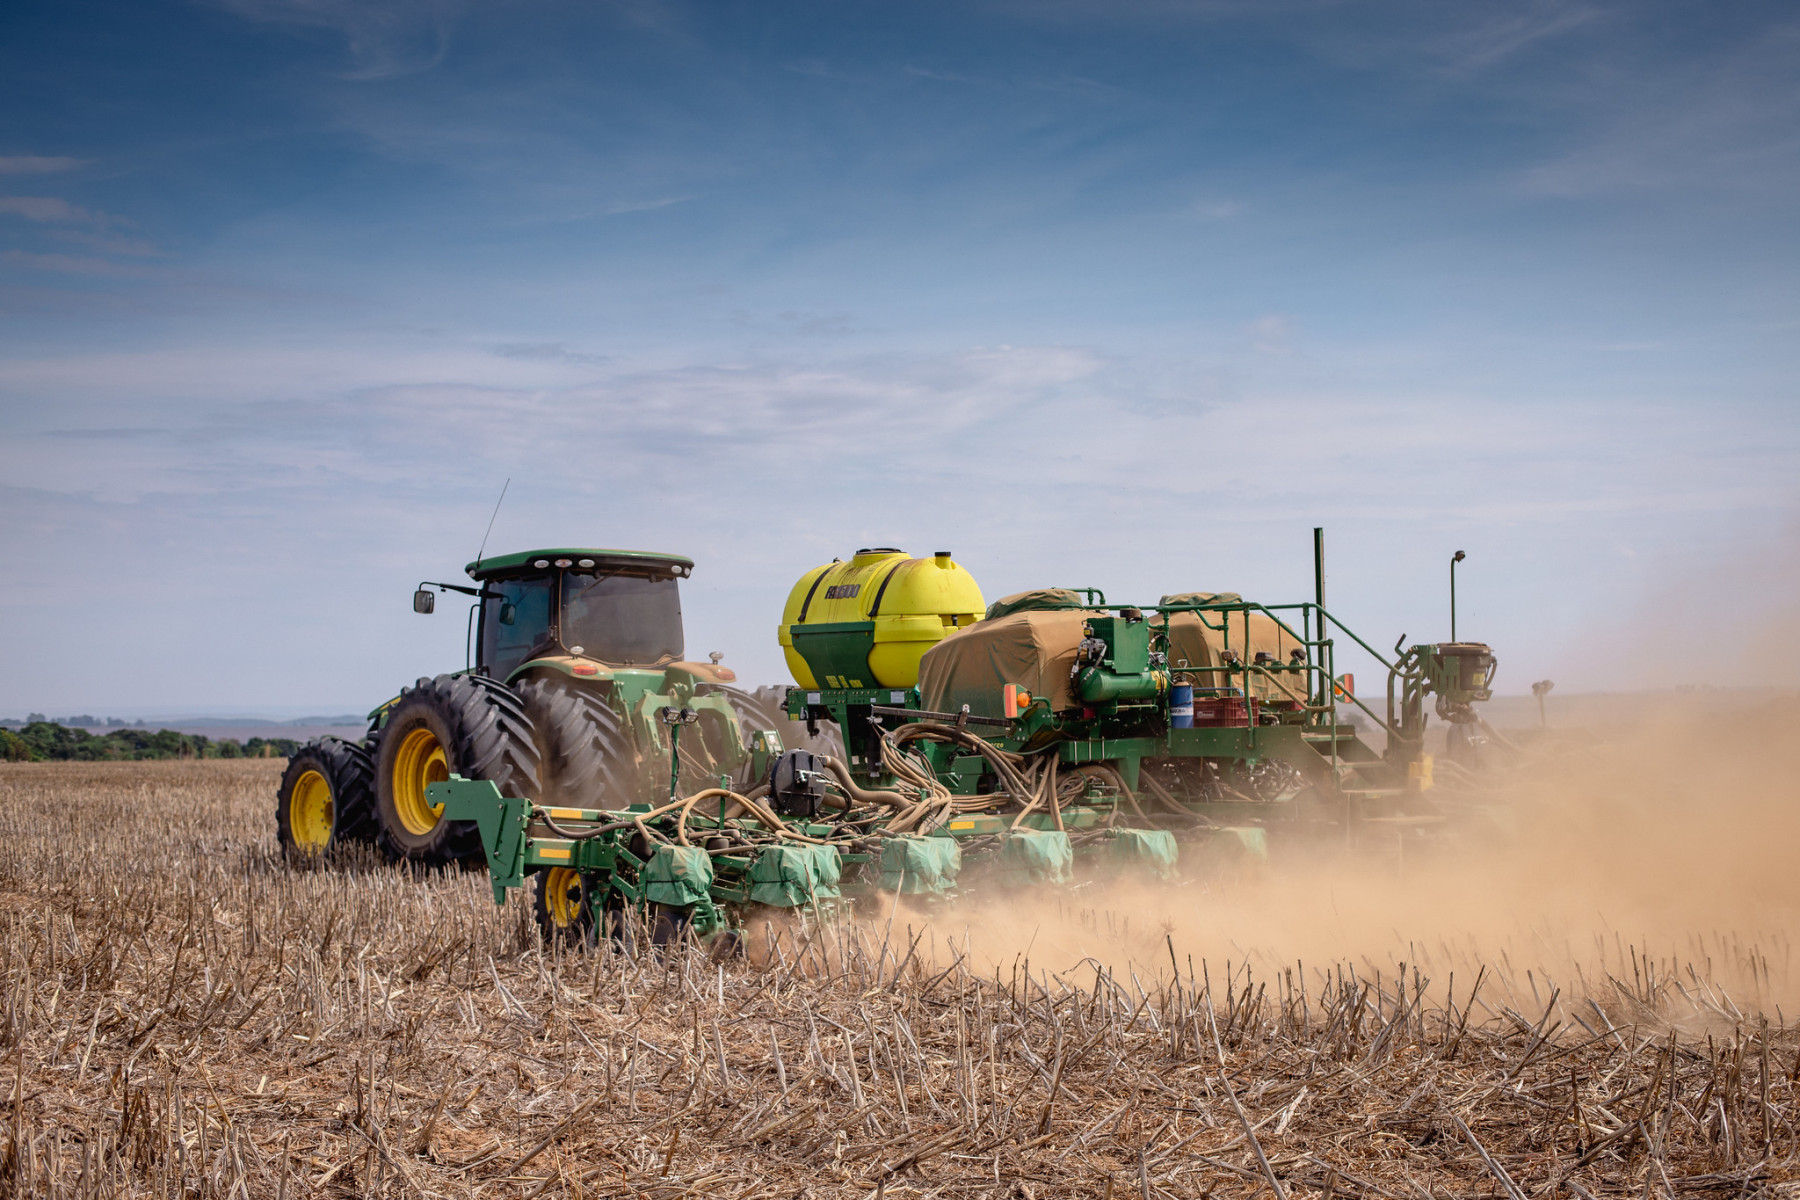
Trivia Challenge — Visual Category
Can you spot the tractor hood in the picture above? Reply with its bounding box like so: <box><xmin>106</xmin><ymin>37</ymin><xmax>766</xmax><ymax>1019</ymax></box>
<box><xmin>505</xmin><ymin>654</ymin><xmax>736</xmax><ymax>687</ymax></box>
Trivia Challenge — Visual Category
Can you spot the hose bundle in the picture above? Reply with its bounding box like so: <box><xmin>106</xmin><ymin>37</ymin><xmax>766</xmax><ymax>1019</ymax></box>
<box><xmin>536</xmin><ymin>717</ymin><xmax>1144</xmax><ymax>859</ymax></box>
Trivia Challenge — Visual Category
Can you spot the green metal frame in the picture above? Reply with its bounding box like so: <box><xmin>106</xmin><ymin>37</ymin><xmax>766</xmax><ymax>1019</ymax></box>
<box><xmin>429</xmin><ymin>774</ymin><xmax>873</xmax><ymax>938</ymax></box>
<box><xmin>785</xmin><ymin>594</ymin><xmax>1496</xmax><ymax>833</ymax></box>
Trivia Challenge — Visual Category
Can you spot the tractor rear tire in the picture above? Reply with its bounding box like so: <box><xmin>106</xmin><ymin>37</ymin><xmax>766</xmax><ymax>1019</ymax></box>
<box><xmin>515</xmin><ymin>677</ymin><xmax>637</xmax><ymax>809</ymax></box>
<box><xmin>698</xmin><ymin>684</ymin><xmax>806</xmax><ymax>791</ymax></box>
<box><xmin>743</xmin><ymin>682</ymin><xmax>845</xmax><ymax>761</ymax></box>
<box><xmin>372</xmin><ymin>673</ymin><xmax>540</xmax><ymax>865</ymax></box>
<box><xmin>704</xmin><ymin>683</ymin><xmax>846</xmax><ymax>789</ymax></box>
<box><xmin>275</xmin><ymin>737</ymin><xmax>376</xmax><ymax>858</ymax></box>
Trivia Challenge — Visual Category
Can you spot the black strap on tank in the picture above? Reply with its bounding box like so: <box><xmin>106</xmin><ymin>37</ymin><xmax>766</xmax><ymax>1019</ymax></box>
<box><xmin>795</xmin><ymin>567</ymin><xmax>831</xmax><ymax>624</ymax></box>
<box><xmin>867</xmin><ymin>559</ymin><xmax>909</xmax><ymax>618</ymax></box>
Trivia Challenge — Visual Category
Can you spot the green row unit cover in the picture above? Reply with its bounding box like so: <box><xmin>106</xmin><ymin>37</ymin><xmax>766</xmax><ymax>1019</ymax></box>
<box><xmin>749</xmin><ymin>843</ymin><xmax>843</xmax><ymax>907</ymax></box>
<box><xmin>1194</xmin><ymin>825</ymin><xmax>1269</xmax><ymax>864</ymax></box>
<box><xmin>997</xmin><ymin>828</ymin><xmax>1073</xmax><ymax>888</ymax></box>
<box><xmin>1106</xmin><ymin>828</ymin><xmax>1180</xmax><ymax>880</ymax></box>
<box><xmin>643</xmin><ymin>844</ymin><xmax>715</xmax><ymax>907</ymax></box>
<box><xmin>881</xmin><ymin>835</ymin><xmax>962</xmax><ymax>894</ymax></box>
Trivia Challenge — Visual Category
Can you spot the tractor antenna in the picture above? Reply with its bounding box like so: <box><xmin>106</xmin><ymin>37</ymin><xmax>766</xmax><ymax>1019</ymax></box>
<box><xmin>474</xmin><ymin>478</ymin><xmax>510</xmax><ymax>569</ymax></box>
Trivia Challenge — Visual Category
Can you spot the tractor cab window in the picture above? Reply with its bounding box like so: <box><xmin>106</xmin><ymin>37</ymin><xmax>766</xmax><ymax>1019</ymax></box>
<box><xmin>481</xmin><ymin>575</ymin><xmax>555</xmax><ymax>681</ymax></box>
<box><xmin>561</xmin><ymin>569</ymin><xmax>684</xmax><ymax>665</ymax></box>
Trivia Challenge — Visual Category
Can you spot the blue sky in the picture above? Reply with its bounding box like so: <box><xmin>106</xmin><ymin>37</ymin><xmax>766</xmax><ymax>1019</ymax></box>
<box><xmin>2</xmin><ymin>0</ymin><xmax>1797</xmax><ymax>714</ymax></box>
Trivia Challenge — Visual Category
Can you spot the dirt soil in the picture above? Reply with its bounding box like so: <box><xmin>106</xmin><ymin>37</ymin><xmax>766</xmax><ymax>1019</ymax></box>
<box><xmin>0</xmin><ymin>758</ymin><xmax>1796</xmax><ymax>1198</ymax></box>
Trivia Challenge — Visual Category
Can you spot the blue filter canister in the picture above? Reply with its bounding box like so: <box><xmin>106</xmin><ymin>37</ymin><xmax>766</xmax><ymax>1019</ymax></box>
<box><xmin>1170</xmin><ymin>683</ymin><xmax>1194</xmax><ymax>728</ymax></box>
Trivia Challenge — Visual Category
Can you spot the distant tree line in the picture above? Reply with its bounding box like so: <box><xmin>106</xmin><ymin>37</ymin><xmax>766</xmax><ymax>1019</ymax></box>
<box><xmin>10</xmin><ymin>713</ymin><xmax>139</xmax><ymax>727</ymax></box>
<box><xmin>0</xmin><ymin>722</ymin><xmax>300</xmax><ymax>763</ymax></box>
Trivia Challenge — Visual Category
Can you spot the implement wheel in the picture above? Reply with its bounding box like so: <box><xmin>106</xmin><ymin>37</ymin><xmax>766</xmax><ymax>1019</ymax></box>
<box><xmin>516</xmin><ymin>677</ymin><xmax>636</xmax><ymax>809</ymax></box>
<box><xmin>372</xmin><ymin>674</ymin><xmax>540</xmax><ymax>865</ymax></box>
<box><xmin>275</xmin><ymin>737</ymin><xmax>375</xmax><ymax>857</ymax></box>
<box><xmin>533</xmin><ymin>867</ymin><xmax>597</xmax><ymax>948</ymax></box>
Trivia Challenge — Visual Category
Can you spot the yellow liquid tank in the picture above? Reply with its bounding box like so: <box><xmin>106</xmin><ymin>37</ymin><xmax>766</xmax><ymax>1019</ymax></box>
<box><xmin>779</xmin><ymin>549</ymin><xmax>984</xmax><ymax>689</ymax></box>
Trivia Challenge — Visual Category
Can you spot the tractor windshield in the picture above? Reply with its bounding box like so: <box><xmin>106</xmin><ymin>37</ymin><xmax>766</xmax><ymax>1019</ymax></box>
<box><xmin>561</xmin><ymin>569</ymin><xmax>684</xmax><ymax>665</ymax></box>
<box><xmin>481</xmin><ymin>576</ymin><xmax>555</xmax><ymax>681</ymax></box>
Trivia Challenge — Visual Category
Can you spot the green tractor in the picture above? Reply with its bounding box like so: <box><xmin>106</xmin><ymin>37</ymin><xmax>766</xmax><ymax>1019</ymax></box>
<box><xmin>275</xmin><ymin>548</ymin><xmax>793</xmax><ymax>886</ymax></box>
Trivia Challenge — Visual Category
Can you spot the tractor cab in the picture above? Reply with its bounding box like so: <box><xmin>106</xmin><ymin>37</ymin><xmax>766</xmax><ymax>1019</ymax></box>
<box><xmin>413</xmin><ymin>548</ymin><xmax>696</xmax><ymax>681</ymax></box>
<box><xmin>466</xmin><ymin>549</ymin><xmax>693</xmax><ymax>681</ymax></box>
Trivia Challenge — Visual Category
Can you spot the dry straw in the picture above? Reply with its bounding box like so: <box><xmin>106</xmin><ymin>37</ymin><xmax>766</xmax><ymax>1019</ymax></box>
<box><xmin>0</xmin><ymin>761</ymin><xmax>1794</xmax><ymax>1198</ymax></box>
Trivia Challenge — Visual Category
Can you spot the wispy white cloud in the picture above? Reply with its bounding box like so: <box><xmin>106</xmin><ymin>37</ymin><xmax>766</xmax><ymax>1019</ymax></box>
<box><xmin>207</xmin><ymin>0</ymin><xmax>470</xmax><ymax>78</ymax></box>
<box><xmin>0</xmin><ymin>324</ymin><xmax>1793</xmax><ymax>703</ymax></box>
<box><xmin>1515</xmin><ymin>41</ymin><xmax>1800</xmax><ymax>199</ymax></box>
<box><xmin>47</xmin><ymin>229</ymin><xmax>163</xmax><ymax>257</ymax></box>
<box><xmin>1191</xmin><ymin>199</ymin><xmax>1244</xmax><ymax>221</ymax></box>
<box><xmin>1425</xmin><ymin>2</ymin><xmax>1608</xmax><ymax>74</ymax></box>
<box><xmin>0</xmin><ymin>156</ymin><xmax>84</xmax><ymax>175</ymax></box>
<box><xmin>595</xmin><ymin>196</ymin><xmax>693</xmax><ymax>218</ymax></box>
<box><xmin>491</xmin><ymin>342</ymin><xmax>610</xmax><ymax>366</ymax></box>
<box><xmin>4</xmin><ymin>0</ymin><xmax>1799</xmax><ymax>708</ymax></box>
<box><xmin>0</xmin><ymin>196</ymin><xmax>105</xmax><ymax>224</ymax></box>
<box><xmin>0</xmin><ymin>250</ymin><xmax>158</xmax><ymax>277</ymax></box>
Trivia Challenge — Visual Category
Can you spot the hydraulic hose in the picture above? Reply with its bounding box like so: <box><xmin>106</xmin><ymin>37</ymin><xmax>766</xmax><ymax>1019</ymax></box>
<box><xmin>1074</xmin><ymin>762</ymin><xmax>1147</xmax><ymax>821</ymax></box>
<box><xmin>890</xmin><ymin>723</ymin><xmax>1037</xmax><ymax>802</ymax></box>
<box><xmin>818</xmin><ymin>756</ymin><xmax>914</xmax><ymax>809</ymax></box>
<box><xmin>536</xmin><ymin>784</ymin><xmax>836</xmax><ymax>850</ymax></box>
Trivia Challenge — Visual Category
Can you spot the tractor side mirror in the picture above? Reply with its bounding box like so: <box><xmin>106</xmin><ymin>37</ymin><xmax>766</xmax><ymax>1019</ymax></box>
<box><xmin>498</xmin><ymin>602</ymin><xmax>517</xmax><ymax>626</ymax></box>
<box><xmin>413</xmin><ymin>589</ymin><xmax>435</xmax><ymax>614</ymax></box>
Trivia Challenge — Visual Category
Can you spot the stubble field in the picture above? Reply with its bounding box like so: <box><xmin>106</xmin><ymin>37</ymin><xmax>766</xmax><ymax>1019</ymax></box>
<box><xmin>2</xmin><ymin>714</ymin><xmax>1798</xmax><ymax>1199</ymax></box>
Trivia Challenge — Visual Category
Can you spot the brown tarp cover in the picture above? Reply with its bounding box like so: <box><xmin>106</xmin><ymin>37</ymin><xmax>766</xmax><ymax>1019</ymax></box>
<box><xmin>919</xmin><ymin>609</ymin><xmax>1095</xmax><ymax>716</ymax></box>
<box><xmin>1160</xmin><ymin>592</ymin><xmax>1307</xmax><ymax>704</ymax></box>
<box><xmin>984</xmin><ymin>588</ymin><xmax>1091</xmax><ymax>621</ymax></box>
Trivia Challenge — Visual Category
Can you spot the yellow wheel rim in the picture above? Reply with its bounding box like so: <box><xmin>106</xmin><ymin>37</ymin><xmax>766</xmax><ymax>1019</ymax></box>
<box><xmin>544</xmin><ymin>867</ymin><xmax>584</xmax><ymax>928</ymax></box>
<box><xmin>288</xmin><ymin>768</ymin><xmax>334</xmax><ymax>850</ymax></box>
<box><xmin>392</xmin><ymin>726</ymin><xmax>450</xmax><ymax>836</ymax></box>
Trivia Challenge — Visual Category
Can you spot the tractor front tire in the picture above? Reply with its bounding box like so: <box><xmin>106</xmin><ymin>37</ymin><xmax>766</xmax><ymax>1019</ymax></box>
<box><xmin>516</xmin><ymin>677</ymin><xmax>637</xmax><ymax>809</ymax></box>
<box><xmin>275</xmin><ymin>737</ymin><xmax>376</xmax><ymax>858</ymax></box>
<box><xmin>372</xmin><ymin>674</ymin><xmax>540</xmax><ymax>865</ymax></box>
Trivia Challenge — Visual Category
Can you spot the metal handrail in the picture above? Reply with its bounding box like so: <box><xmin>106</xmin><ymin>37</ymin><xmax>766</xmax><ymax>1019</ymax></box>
<box><xmin>1234</xmin><ymin>662</ymin><xmax>1322</xmax><ymax>710</ymax></box>
<box><xmin>1151</xmin><ymin>598</ymin><xmax>1399</xmax><ymax>674</ymax></box>
<box><xmin>1150</xmin><ymin>599</ymin><xmax>1408</xmax><ymax>746</ymax></box>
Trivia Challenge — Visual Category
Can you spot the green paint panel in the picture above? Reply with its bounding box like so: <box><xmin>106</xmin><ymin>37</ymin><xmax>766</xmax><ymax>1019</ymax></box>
<box><xmin>1084</xmin><ymin>615</ymin><xmax>1151</xmax><ymax>674</ymax></box>
<box><xmin>788</xmin><ymin>621</ymin><xmax>878</xmax><ymax>688</ymax></box>
<box><xmin>430</xmin><ymin>775</ymin><xmax>527</xmax><ymax>902</ymax></box>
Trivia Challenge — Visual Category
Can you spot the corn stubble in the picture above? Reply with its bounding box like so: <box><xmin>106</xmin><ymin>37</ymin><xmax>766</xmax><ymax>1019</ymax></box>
<box><xmin>0</xmin><ymin>760</ymin><xmax>1795</xmax><ymax>1199</ymax></box>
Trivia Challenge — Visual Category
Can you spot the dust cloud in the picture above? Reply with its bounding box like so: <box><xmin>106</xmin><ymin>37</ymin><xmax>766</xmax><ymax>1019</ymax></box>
<box><xmin>906</xmin><ymin>694</ymin><xmax>1800</xmax><ymax>1022</ymax></box>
